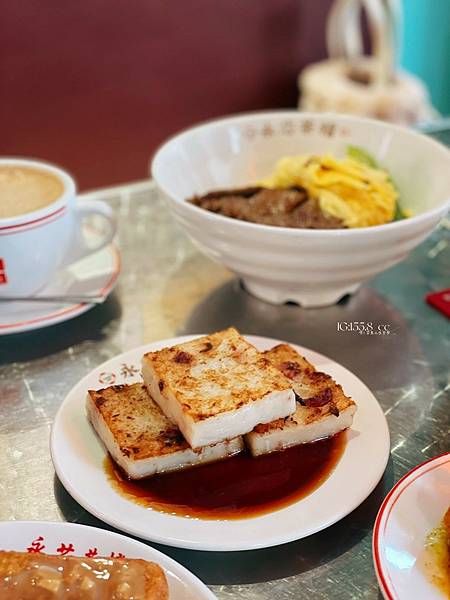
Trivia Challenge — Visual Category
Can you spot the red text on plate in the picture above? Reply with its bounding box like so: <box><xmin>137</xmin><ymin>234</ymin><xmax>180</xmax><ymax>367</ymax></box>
<box><xmin>57</xmin><ymin>542</ymin><xmax>75</xmax><ymax>555</ymax></box>
<box><xmin>27</xmin><ymin>536</ymin><xmax>45</xmax><ymax>553</ymax></box>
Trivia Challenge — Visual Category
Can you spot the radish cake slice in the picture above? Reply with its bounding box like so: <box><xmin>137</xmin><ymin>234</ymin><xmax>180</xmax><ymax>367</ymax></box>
<box><xmin>86</xmin><ymin>383</ymin><xmax>244</xmax><ymax>479</ymax></box>
<box><xmin>141</xmin><ymin>328</ymin><xmax>295</xmax><ymax>449</ymax></box>
<box><xmin>245</xmin><ymin>344</ymin><xmax>357</xmax><ymax>456</ymax></box>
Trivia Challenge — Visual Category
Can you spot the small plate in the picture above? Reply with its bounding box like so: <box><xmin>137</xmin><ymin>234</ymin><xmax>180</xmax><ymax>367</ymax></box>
<box><xmin>0</xmin><ymin>228</ymin><xmax>120</xmax><ymax>335</ymax></box>
<box><xmin>373</xmin><ymin>453</ymin><xmax>450</xmax><ymax>600</ymax></box>
<box><xmin>51</xmin><ymin>334</ymin><xmax>390</xmax><ymax>551</ymax></box>
<box><xmin>0</xmin><ymin>520</ymin><xmax>215</xmax><ymax>599</ymax></box>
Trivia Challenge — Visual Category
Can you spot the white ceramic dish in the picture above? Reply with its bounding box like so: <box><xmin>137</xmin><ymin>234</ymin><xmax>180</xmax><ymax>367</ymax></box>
<box><xmin>0</xmin><ymin>520</ymin><xmax>215</xmax><ymax>599</ymax></box>
<box><xmin>0</xmin><ymin>227</ymin><xmax>120</xmax><ymax>335</ymax></box>
<box><xmin>373</xmin><ymin>453</ymin><xmax>450</xmax><ymax>600</ymax></box>
<box><xmin>152</xmin><ymin>111</ymin><xmax>450</xmax><ymax>307</ymax></box>
<box><xmin>51</xmin><ymin>334</ymin><xmax>390</xmax><ymax>552</ymax></box>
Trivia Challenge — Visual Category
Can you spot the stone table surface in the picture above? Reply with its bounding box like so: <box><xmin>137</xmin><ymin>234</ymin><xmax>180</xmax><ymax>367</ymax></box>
<box><xmin>1</xmin><ymin>170</ymin><xmax>449</xmax><ymax>600</ymax></box>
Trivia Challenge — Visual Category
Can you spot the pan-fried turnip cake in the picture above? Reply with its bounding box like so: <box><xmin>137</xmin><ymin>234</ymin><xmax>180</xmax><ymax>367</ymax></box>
<box><xmin>245</xmin><ymin>344</ymin><xmax>356</xmax><ymax>456</ymax></box>
<box><xmin>87</xmin><ymin>383</ymin><xmax>244</xmax><ymax>479</ymax></box>
<box><xmin>141</xmin><ymin>328</ymin><xmax>296</xmax><ymax>449</ymax></box>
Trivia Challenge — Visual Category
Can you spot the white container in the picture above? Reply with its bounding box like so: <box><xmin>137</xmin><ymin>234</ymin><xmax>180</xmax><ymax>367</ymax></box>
<box><xmin>152</xmin><ymin>112</ymin><xmax>450</xmax><ymax>307</ymax></box>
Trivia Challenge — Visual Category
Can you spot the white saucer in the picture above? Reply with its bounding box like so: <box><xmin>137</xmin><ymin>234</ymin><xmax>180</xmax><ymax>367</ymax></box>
<box><xmin>373</xmin><ymin>453</ymin><xmax>450</xmax><ymax>600</ymax></box>
<box><xmin>0</xmin><ymin>230</ymin><xmax>120</xmax><ymax>335</ymax></box>
<box><xmin>51</xmin><ymin>334</ymin><xmax>390</xmax><ymax>551</ymax></box>
<box><xmin>0</xmin><ymin>520</ymin><xmax>215</xmax><ymax>599</ymax></box>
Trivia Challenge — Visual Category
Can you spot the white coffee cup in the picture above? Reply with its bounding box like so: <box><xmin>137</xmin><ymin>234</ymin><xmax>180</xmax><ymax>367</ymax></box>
<box><xmin>0</xmin><ymin>158</ymin><xmax>117</xmax><ymax>297</ymax></box>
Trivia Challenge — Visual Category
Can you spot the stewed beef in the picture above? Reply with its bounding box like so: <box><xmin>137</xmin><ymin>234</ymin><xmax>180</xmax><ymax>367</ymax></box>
<box><xmin>189</xmin><ymin>186</ymin><xmax>345</xmax><ymax>229</ymax></box>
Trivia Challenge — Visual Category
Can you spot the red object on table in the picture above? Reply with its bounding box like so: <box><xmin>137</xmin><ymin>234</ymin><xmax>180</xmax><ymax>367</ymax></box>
<box><xmin>426</xmin><ymin>289</ymin><xmax>450</xmax><ymax>319</ymax></box>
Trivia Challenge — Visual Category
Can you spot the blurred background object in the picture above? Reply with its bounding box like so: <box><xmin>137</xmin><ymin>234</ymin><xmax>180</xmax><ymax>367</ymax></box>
<box><xmin>0</xmin><ymin>0</ymin><xmax>447</xmax><ymax>189</ymax></box>
<box><xmin>299</xmin><ymin>0</ymin><xmax>437</xmax><ymax>126</ymax></box>
<box><xmin>0</xmin><ymin>0</ymin><xmax>333</xmax><ymax>189</ymax></box>
<box><xmin>401</xmin><ymin>0</ymin><xmax>450</xmax><ymax>117</ymax></box>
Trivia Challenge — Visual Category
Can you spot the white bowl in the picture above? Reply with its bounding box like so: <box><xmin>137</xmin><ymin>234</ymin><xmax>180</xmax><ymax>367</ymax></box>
<box><xmin>152</xmin><ymin>112</ymin><xmax>450</xmax><ymax>307</ymax></box>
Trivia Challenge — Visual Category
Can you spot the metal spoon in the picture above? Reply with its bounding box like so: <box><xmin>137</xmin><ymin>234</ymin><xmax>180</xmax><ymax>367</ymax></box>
<box><xmin>0</xmin><ymin>295</ymin><xmax>105</xmax><ymax>305</ymax></box>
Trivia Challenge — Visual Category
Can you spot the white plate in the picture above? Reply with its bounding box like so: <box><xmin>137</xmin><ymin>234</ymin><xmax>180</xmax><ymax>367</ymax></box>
<box><xmin>51</xmin><ymin>334</ymin><xmax>390</xmax><ymax>551</ymax></box>
<box><xmin>373</xmin><ymin>453</ymin><xmax>450</xmax><ymax>600</ymax></box>
<box><xmin>0</xmin><ymin>228</ymin><xmax>120</xmax><ymax>335</ymax></box>
<box><xmin>0</xmin><ymin>520</ymin><xmax>215</xmax><ymax>599</ymax></box>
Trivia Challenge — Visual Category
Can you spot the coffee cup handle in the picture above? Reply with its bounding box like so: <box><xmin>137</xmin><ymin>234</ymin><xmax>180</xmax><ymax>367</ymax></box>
<box><xmin>62</xmin><ymin>198</ymin><xmax>117</xmax><ymax>266</ymax></box>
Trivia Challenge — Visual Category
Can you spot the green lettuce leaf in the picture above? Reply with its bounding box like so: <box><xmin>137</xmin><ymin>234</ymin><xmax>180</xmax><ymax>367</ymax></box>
<box><xmin>347</xmin><ymin>145</ymin><xmax>379</xmax><ymax>168</ymax></box>
<box><xmin>347</xmin><ymin>145</ymin><xmax>407</xmax><ymax>220</ymax></box>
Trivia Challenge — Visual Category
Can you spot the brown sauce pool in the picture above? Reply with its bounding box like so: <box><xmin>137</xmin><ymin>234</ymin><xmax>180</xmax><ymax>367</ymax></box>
<box><xmin>105</xmin><ymin>431</ymin><xmax>346</xmax><ymax>519</ymax></box>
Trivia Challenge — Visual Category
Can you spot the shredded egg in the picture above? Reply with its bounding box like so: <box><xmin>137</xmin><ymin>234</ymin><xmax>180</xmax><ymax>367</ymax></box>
<box><xmin>260</xmin><ymin>154</ymin><xmax>399</xmax><ymax>228</ymax></box>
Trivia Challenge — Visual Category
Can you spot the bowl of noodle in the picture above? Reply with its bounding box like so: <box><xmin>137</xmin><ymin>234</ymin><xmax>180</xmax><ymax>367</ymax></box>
<box><xmin>152</xmin><ymin>112</ymin><xmax>450</xmax><ymax>307</ymax></box>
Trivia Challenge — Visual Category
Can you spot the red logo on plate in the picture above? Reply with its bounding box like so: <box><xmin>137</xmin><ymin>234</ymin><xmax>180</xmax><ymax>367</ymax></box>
<box><xmin>0</xmin><ymin>259</ymin><xmax>7</xmax><ymax>284</ymax></box>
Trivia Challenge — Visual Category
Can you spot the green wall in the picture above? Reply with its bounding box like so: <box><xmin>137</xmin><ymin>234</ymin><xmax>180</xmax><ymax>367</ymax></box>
<box><xmin>401</xmin><ymin>0</ymin><xmax>450</xmax><ymax>115</ymax></box>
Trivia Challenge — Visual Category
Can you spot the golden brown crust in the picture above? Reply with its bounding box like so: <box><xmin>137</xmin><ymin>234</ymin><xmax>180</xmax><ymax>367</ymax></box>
<box><xmin>272</xmin><ymin>344</ymin><xmax>316</xmax><ymax>376</ymax></box>
<box><xmin>444</xmin><ymin>506</ymin><xmax>450</xmax><ymax>552</ymax></box>
<box><xmin>253</xmin><ymin>344</ymin><xmax>355</xmax><ymax>433</ymax></box>
<box><xmin>0</xmin><ymin>551</ymin><xmax>168</xmax><ymax>599</ymax></box>
<box><xmin>143</xmin><ymin>561</ymin><xmax>169</xmax><ymax>600</ymax></box>
<box><xmin>143</xmin><ymin>328</ymin><xmax>292</xmax><ymax>421</ymax></box>
<box><xmin>88</xmin><ymin>383</ymin><xmax>189</xmax><ymax>460</ymax></box>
